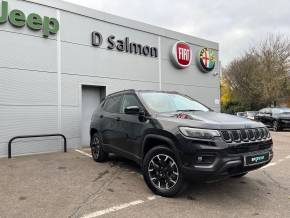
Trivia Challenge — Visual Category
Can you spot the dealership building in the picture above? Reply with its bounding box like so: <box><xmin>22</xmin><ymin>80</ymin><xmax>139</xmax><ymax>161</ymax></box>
<box><xmin>0</xmin><ymin>0</ymin><xmax>220</xmax><ymax>157</ymax></box>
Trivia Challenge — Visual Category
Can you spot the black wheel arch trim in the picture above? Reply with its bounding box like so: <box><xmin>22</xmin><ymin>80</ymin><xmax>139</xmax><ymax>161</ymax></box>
<box><xmin>141</xmin><ymin>134</ymin><xmax>182</xmax><ymax>164</ymax></box>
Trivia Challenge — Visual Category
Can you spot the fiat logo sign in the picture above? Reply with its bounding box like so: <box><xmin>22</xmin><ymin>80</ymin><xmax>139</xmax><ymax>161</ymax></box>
<box><xmin>171</xmin><ymin>41</ymin><xmax>192</xmax><ymax>68</ymax></box>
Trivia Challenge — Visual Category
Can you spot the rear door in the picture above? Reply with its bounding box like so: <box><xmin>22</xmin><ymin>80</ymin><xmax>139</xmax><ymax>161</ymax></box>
<box><xmin>99</xmin><ymin>95</ymin><xmax>123</xmax><ymax>146</ymax></box>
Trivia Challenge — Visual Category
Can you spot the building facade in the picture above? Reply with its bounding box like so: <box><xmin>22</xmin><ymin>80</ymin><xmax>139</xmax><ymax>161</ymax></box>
<box><xmin>0</xmin><ymin>0</ymin><xmax>219</xmax><ymax>157</ymax></box>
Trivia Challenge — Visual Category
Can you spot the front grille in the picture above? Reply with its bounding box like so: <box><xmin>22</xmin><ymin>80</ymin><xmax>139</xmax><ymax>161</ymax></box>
<box><xmin>240</xmin><ymin>129</ymin><xmax>248</xmax><ymax>141</ymax></box>
<box><xmin>254</xmin><ymin>129</ymin><xmax>261</xmax><ymax>140</ymax></box>
<box><xmin>221</xmin><ymin>127</ymin><xmax>270</xmax><ymax>143</ymax></box>
<box><xmin>227</xmin><ymin>140</ymin><xmax>272</xmax><ymax>154</ymax></box>
<box><xmin>247</xmin><ymin>129</ymin><xmax>255</xmax><ymax>140</ymax></box>
<box><xmin>260</xmin><ymin>128</ymin><xmax>266</xmax><ymax>139</ymax></box>
<box><xmin>221</xmin><ymin>130</ymin><xmax>231</xmax><ymax>142</ymax></box>
<box><xmin>232</xmin><ymin>130</ymin><xmax>240</xmax><ymax>142</ymax></box>
<box><xmin>220</xmin><ymin>127</ymin><xmax>272</xmax><ymax>154</ymax></box>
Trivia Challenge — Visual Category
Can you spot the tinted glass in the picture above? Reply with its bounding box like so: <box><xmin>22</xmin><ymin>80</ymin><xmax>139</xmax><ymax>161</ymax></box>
<box><xmin>140</xmin><ymin>92</ymin><xmax>210</xmax><ymax>113</ymax></box>
<box><xmin>247</xmin><ymin>111</ymin><xmax>257</xmax><ymax>116</ymax></box>
<box><xmin>103</xmin><ymin>95</ymin><xmax>123</xmax><ymax>113</ymax></box>
<box><xmin>265</xmin><ymin>108</ymin><xmax>272</xmax><ymax>114</ymax></box>
<box><xmin>122</xmin><ymin>94</ymin><xmax>142</xmax><ymax>113</ymax></box>
<box><xmin>272</xmin><ymin>108</ymin><xmax>290</xmax><ymax>114</ymax></box>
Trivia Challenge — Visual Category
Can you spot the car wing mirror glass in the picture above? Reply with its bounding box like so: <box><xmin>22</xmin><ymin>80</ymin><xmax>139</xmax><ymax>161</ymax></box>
<box><xmin>124</xmin><ymin>106</ymin><xmax>141</xmax><ymax>115</ymax></box>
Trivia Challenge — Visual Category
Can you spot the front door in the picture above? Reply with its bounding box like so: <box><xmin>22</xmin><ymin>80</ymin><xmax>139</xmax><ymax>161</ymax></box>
<box><xmin>118</xmin><ymin>94</ymin><xmax>148</xmax><ymax>156</ymax></box>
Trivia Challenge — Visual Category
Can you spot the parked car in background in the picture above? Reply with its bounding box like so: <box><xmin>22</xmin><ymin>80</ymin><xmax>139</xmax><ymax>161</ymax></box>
<box><xmin>236</xmin><ymin>112</ymin><xmax>246</xmax><ymax>118</ymax></box>
<box><xmin>236</xmin><ymin>111</ymin><xmax>257</xmax><ymax>120</ymax></box>
<box><xmin>245</xmin><ymin>111</ymin><xmax>258</xmax><ymax>120</ymax></box>
<box><xmin>255</xmin><ymin>107</ymin><xmax>290</xmax><ymax>131</ymax></box>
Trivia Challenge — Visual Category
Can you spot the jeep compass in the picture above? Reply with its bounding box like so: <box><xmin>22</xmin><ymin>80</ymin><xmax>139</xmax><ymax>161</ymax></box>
<box><xmin>90</xmin><ymin>90</ymin><xmax>273</xmax><ymax>197</ymax></box>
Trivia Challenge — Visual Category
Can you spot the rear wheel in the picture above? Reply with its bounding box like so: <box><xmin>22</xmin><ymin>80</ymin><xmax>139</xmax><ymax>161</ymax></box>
<box><xmin>142</xmin><ymin>146</ymin><xmax>184</xmax><ymax>197</ymax></box>
<box><xmin>90</xmin><ymin>133</ymin><xmax>108</xmax><ymax>162</ymax></box>
<box><xmin>273</xmin><ymin>120</ymin><xmax>281</xmax><ymax>132</ymax></box>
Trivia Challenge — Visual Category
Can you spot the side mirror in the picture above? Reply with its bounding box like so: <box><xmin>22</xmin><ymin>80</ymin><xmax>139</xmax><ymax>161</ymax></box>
<box><xmin>124</xmin><ymin>106</ymin><xmax>142</xmax><ymax>115</ymax></box>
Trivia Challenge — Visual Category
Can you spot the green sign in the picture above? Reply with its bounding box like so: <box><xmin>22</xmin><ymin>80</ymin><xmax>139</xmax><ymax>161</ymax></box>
<box><xmin>0</xmin><ymin>1</ymin><xmax>59</xmax><ymax>37</ymax></box>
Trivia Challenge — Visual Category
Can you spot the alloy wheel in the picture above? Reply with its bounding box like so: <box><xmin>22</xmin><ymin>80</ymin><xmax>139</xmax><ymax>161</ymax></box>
<box><xmin>148</xmin><ymin>154</ymin><xmax>179</xmax><ymax>190</ymax></box>
<box><xmin>273</xmin><ymin>121</ymin><xmax>279</xmax><ymax>131</ymax></box>
<box><xmin>91</xmin><ymin>136</ymin><xmax>101</xmax><ymax>159</ymax></box>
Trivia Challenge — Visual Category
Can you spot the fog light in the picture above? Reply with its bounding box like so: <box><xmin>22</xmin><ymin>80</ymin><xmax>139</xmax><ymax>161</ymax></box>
<box><xmin>197</xmin><ymin>156</ymin><xmax>203</xmax><ymax>162</ymax></box>
<box><xmin>195</xmin><ymin>154</ymin><xmax>216</xmax><ymax>164</ymax></box>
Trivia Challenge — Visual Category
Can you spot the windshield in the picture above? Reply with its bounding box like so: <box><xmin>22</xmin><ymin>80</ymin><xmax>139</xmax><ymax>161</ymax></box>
<box><xmin>140</xmin><ymin>92</ymin><xmax>210</xmax><ymax>113</ymax></box>
<box><xmin>272</xmin><ymin>108</ymin><xmax>290</xmax><ymax>114</ymax></box>
<box><xmin>247</xmin><ymin>111</ymin><xmax>257</xmax><ymax>116</ymax></box>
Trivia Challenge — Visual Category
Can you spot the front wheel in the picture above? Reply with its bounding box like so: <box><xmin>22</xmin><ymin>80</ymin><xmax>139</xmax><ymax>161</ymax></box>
<box><xmin>90</xmin><ymin>133</ymin><xmax>108</xmax><ymax>162</ymax></box>
<box><xmin>273</xmin><ymin>120</ymin><xmax>281</xmax><ymax>132</ymax></box>
<box><xmin>142</xmin><ymin>146</ymin><xmax>185</xmax><ymax>197</ymax></box>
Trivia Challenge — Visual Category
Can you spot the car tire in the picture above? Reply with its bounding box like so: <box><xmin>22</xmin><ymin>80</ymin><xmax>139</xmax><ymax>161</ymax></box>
<box><xmin>142</xmin><ymin>146</ymin><xmax>184</xmax><ymax>197</ymax></box>
<box><xmin>273</xmin><ymin>120</ymin><xmax>280</xmax><ymax>132</ymax></box>
<box><xmin>90</xmin><ymin>133</ymin><xmax>108</xmax><ymax>162</ymax></box>
<box><xmin>231</xmin><ymin>172</ymin><xmax>248</xmax><ymax>178</ymax></box>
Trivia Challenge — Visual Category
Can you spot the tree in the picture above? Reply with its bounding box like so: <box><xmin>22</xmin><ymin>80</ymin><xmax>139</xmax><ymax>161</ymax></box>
<box><xmin>220</xmin><ymin>75</ymin><xmax>232</xmax><ymax>106</ymax></box>
<box><xmin>223</xmin><ymin>34</ymin><xmax>290</xmax><ymax>111</ymax></box>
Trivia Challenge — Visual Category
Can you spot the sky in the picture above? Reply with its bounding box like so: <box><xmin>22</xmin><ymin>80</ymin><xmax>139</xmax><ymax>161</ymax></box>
<box><xmin>64</xmin><ymin>0</ymin><xmax>290</xmax><ymax>66</ymax></box>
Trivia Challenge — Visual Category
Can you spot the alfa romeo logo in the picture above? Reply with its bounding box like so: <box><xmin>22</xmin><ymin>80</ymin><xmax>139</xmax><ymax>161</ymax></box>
<box><xmin>198</xmin><ymin>48</ymin><xmax>216</xmax><ymax>72</ymax></box>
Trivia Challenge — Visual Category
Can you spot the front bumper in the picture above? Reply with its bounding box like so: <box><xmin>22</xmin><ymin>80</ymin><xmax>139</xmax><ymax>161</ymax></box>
<box><xmin>182</xmin><ymin>150</ymin><xmax>273</xmax><ymax>180</ymax></box>
<box><xmin>177</xmin><ymin>136</ymin><xmax>273</xmax><ymax>180</ymax></box>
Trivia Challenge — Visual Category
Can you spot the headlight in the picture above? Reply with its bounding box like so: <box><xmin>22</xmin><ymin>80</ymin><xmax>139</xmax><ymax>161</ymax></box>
<box><xmin>179</xmin><ymin>127</ymin><xmax>220</xmax><ymax>139</ymax></box>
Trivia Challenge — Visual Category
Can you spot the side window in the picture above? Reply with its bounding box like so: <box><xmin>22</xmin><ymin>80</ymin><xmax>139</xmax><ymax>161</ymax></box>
<box><xmin>103</xmin><ymin>95</ymin><xmax>123</xmax><ymax>113</ymax></box>
<box><xmin>121</xmin><ymin>94</ymin><xmax>142</xmax><ymax>113</ymax></box>
<box><xmin>259</xmin><ymin>108</ymin><xmax>265</xmax><ymax>113</ymax></box>
<box><xmin>265</xmin><ymin>108</ymin><xmax>271</xmax><ymax>114</ymax></box>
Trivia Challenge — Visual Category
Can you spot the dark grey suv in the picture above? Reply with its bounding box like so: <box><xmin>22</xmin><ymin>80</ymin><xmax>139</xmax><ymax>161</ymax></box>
<box><xmin>90</xmin><ymin>90</ymin><xmax>273</xmax><ymax>197</ymax></box>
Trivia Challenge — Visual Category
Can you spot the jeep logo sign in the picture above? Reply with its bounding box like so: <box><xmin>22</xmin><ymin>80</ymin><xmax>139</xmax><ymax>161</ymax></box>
<box><xmin>0</xmin><ymin>1</ymin><xmax>59</xmax><ymax>38</ymax></box>
<box><xmin>171</xmin><ymin>41</ymin><xmax>192</xmax><ymax>68</ymax></box>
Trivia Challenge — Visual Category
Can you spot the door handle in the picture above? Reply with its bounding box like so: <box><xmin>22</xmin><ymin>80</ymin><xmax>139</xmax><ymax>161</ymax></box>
<box><xmin>116</xmin><ymin>117</ymin><xmax>121</xmax><ymax>121</ymax></box>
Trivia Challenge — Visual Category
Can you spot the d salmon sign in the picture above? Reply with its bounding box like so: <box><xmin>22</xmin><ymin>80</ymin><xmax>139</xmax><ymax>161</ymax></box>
<box><xmin>198</xmin><ymin>48</ymin><xmax>216</xmax><ymax>72</ymax></box>
<box><xmin>171</xmin><ymin>41</ymin><xmax>192</xmax><ymax>68</ymax></box>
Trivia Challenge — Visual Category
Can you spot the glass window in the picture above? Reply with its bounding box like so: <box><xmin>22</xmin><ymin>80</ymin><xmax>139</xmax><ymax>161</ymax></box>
<box><xmin>259</xmin><ymin>108</ymin><xmax>266</xmax><ymax>113</ymax></box>
<box><xmin>265</xmin><ymin>108</ymin><xmax>272</xmax><ymax>114</ymax></box>
<box><xmin>103</xmin><ymin>95</ymin><xmax>123</xmax><ymax>113</ymax></box>
<box><xmin>140</xmin><ymin>92</ymin><xmax>210</xmax><ymax>113</ymax></box>
<box><xmin>121</xmin><ymin>94</ymin><xmax>142</xmax><ymax>113</ymax></box>
<box><xmin>272</xmin><ymin>108</ymin><xmax>290</xmax><ymax>114</ymax></box>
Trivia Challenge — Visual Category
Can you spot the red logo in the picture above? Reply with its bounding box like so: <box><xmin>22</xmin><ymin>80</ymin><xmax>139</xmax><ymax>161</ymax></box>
<box><xmin>171</xmin><ymin>41</ymin><xmax>192</xmax><ymax>68</ymax></box>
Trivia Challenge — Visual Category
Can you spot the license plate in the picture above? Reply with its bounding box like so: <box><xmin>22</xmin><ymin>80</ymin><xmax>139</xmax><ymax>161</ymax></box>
<box><xmin>244</xmin><ymin>152</ymin><xmax>270</xmax><ymax>166</ymax></box>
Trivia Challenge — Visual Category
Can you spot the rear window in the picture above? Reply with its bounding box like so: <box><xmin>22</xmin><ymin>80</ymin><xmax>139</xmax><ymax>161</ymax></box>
<box><xmin>103</xmin><ymin>95</ymin><xmax>123</xmax><ymax>113</ymax></box>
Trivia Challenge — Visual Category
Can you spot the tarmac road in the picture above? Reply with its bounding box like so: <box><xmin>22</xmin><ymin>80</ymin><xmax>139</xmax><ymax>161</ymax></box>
<box><xmin>0</xmin><ymin>131</ymin><xmax>289</xmax><ymax>218</ymax></box>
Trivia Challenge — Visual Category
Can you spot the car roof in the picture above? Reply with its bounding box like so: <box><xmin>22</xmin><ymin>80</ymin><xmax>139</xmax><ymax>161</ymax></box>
<box><xmin>106</xmin><ymin>89</ymin><xmax>180</xmax><ymax>98</ymax></box>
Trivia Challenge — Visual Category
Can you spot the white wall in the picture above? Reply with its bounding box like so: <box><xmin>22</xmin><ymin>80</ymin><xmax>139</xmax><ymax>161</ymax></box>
<box><xmin>0</xmin><ymin>0</ymin><xmax>219</xmax><ymax>157</ymax></box>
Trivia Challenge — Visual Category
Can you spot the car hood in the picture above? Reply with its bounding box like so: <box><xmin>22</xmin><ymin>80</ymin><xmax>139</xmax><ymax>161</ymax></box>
<box><xmin>156</xmin><ymin>111</ymin><xmax>264</xmax><ymax>130</ymax></box>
